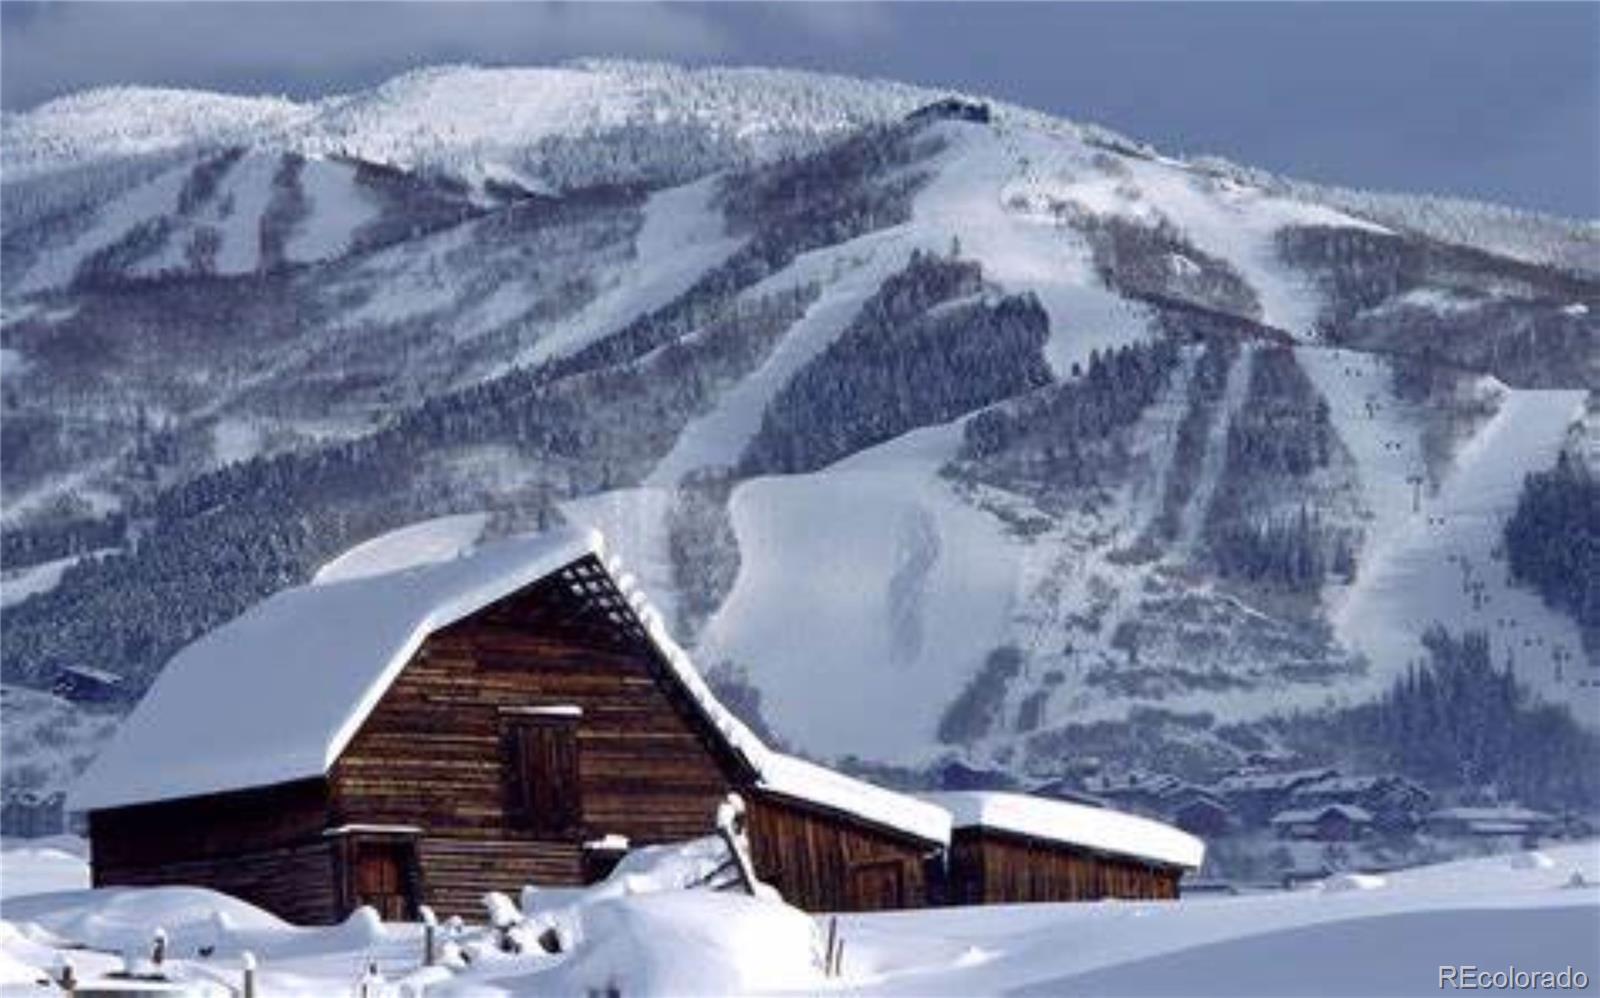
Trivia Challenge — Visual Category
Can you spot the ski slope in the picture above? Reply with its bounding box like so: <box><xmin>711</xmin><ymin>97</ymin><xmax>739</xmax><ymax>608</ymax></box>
<box><xmin>518</xmin><ymin>176</ymin><xmax>745</xmax><ymax>368</ymax></box>
<box><xmin>645</xmin><ymin>225</ymin><xmax>916</xmax><ymax>485</ymax></box>
<box><xmin>697</xmin><ymin>421</ymin><xmax>1025</xmax><ymax>762</ymax></box>
<box><xmin>1320</xmin><ymin>368</ymin><xmax>1593</xmax><ymax>719</ymax></box>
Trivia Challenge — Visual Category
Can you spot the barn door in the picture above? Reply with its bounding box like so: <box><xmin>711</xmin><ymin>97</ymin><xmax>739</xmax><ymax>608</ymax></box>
<box><xmin>353</xmin><ymin>838</ymin><xmax>417</xmax><ymax>921</ymax></box>
<box><xmin>847</xmin><ymin>858</ymin><xmax>906</xmax><ymax>911</ymax></box>
<box><xmin>505</xmin><ymin>712</ymin><xmax>583</xmax><ymax>836</ymax></box>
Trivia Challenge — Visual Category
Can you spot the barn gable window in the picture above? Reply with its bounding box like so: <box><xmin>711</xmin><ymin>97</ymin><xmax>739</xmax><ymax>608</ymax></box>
<box><xmin>502</xmin><ymin>708</ymin><xmax>582</xmax><ymax>836</ymax></box>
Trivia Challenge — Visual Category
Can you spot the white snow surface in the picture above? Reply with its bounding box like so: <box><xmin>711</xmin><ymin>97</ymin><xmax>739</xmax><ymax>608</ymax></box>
<box><xmin>283</xmin><ymin>158</ymin><xmax>381</xmax><ymax>262</ymax></box>
<box><xmin>0</xmin><ymin>553</ymin><xmax>98</xmax><ymax>609</ymax></box>
<box><xmin>924</xmin><ymin>791</ymin><xmax>1204</xmax><ymax>870</ymax></box>
<box><xmin>697</xmin><ymin>420</ymin><xmax>1024</xmax><ymax>762</ymax></box>
<box><xmin>0</xmin><ymin>836</ymin><xmax>88</xmax><ymax>900</ymax></box>
<box><xmin>1323</xmin><ymin>377</ymin><xmax>1593</xmax><ymax>718</ymax></box>
<box><xmin>2</xmin><ymin>840</ymin><xmax>1595</xmax><ymax>997</ymax></box>
<box><xmin>312</xmin><ymin>513</ymin><xmax>490</xmax><ymax>584</ymax></box>
<box><xmin>516</xmin><ymin>175</ymin><xmax>744</xmax><ymax>368</ymax></box>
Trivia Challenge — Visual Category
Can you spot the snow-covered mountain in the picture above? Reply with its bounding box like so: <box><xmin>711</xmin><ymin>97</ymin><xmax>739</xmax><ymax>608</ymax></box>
<box><xmin>3</xmin><ymin>60</ymin><xmax>1597</xmax><ymax>807</ymax></box>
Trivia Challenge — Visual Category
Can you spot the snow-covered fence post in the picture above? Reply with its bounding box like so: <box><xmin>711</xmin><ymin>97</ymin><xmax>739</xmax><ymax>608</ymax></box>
<box><xmin>50</xmin><ymin>954</ymin><xmax>75</xmax><ymax>992</ymax></box>
<box><xmin>822</xmin><ymin>917</ymin><xmax>845</xmax><ymax>978</ymax></box>
<box><xmin>356</xmin><ymin>959</ymin><xmax>384</xmax><ymax>998</ymax></box>
<box><xmin>823</xmin><ymin>917</ymin><xmax>839</xmax><ymax>977</ymax></box>
<box><xmin>151</xmin><ymin>926</ymin><xmax>168</xmax><ymax>969</ymax></box>
<box><xmin>241</xmin><ymin>951</ymin><xmax>258</xmax><ymax>998</ymax></box>
<box><xmin>483</xmin><ymin>892</ymin><xmax>522</xmax><ymax>953</ymax></box>
<box><xmin>715</xmin><ymin>793</ymin><xmax>758</xmax><ymax>896</ymax></box>
<box><xmin>418</xmin><ymin>905</ymin><xmax>438</xmax><ymax>966</ymax></box>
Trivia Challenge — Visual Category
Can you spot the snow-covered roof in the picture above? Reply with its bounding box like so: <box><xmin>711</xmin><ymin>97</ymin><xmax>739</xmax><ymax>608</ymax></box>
<box><xmin>71</xmin><ymin>526</ymin><xmax>603</xmax><ymax>811</ymax></box>
<box><xmin>923</xmin><ymin>791</ymin><xmax>1205</xmax><ymax>870</ymax></box>
<box><xmin>1270</xmin><ymin>804</ymin><xmax>1373</xmax><ymax>825</ymax></box>
<box><xmin>757</xmin><ymin>752</ymin><xmax>951</xmax><ymax>846</ymax></box>
<box><xmin>70</xmin><ymin>520</ymin><xmax>949</xmax><ymax>845</ymax></box>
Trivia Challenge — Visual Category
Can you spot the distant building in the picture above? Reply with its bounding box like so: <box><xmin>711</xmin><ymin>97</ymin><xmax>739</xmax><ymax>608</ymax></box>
<box><xmin>1215</xmin><ymin>768</ymin><xmax>1339</xmax><ymax>826</ymax></box>
<box><xmin>1169</xmin><ymin>793</ymin><xmax>1237</xmax><ymax>839</ymax></box>
<box><xmin>1086</xmin><ymin>770</ymin><xmax>1188</xmax><ymax>818</ymax></box>
<box><xmin>905</xmin><ymin>97</ymin><xmax>992</xmax><ymax>125</ymax></box>
<box><xmin>1</xmin><ymin>790</ymin><xmax>66</xmax><ymax>838</ymax></box>
<box><xmin>50</xmin><ymin>664</ymin><xmax>125</xmax><ymax>704</ymax></box>
<box><xmin>1424</xmin><ymin>806</ymin><xmax>1554</xmax><ymax>840</ymax></box>
<box><xmin>1029</xmin><ymin>778</ymin><xmax>1111</xmax><ymax>810</ymax></box>
<box><xmin>1270</xmin><ymin>803</ymin><xmax>1373</xmax><ymax>842</ymax></box>
<box><xmin>1290</xmin><ymin>773</ymin><xmax>1431</xmax><ymax>833</ymax></box>
<box><xmin>934</xmin><ymin>759</ymin><xmax>1017</xmax><ymax>791</ymax></box>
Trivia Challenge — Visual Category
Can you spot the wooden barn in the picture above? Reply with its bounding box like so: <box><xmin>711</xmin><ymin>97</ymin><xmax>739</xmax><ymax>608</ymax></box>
<box><xmin>70</xmin><ymin>526</ymin><xmax>951</xmax><ymax>923</ymax></box>
<box><xmin>926</xmin><ymin>791</ymin><xmax>1204</xmax><ymax>904</ymax></box>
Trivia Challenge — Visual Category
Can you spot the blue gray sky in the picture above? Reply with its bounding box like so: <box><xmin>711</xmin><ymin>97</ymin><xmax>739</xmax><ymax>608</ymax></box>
<box><xmin>3</xmin><ymin>2</ymin><xmax>1596</xmax><ymax>218</ymax></box>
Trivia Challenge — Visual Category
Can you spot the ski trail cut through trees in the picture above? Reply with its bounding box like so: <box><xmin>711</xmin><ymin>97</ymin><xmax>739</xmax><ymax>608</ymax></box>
<box><xmin>1176</xmin><ymin>345</ymin><xmax>1255</xmax><ymax>554</ymax></box>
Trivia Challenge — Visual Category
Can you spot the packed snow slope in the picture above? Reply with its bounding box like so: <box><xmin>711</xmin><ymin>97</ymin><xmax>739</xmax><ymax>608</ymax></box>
<box><xmin>3</xmin><ymin>59</ymin><xmax>1597</xmax><ymax>800</ymax></box>
<box><xmin>1</xmin><ymin>837</ymin><xmax>1596</xmax><ymax>996</ymax></box>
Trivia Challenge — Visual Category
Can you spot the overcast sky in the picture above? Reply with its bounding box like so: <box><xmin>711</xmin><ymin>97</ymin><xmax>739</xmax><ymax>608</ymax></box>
<box><xmin>3</xmin><ymin>2</ymin><xmax>1596</xmax><ymax>218</ymax></box>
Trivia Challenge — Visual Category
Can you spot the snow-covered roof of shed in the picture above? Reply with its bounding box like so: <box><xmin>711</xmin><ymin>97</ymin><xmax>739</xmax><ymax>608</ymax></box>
<box><xmin>757</xmin><ymin>752</ymin><xmax>951</xmax><ymax>846</ymax></box>
<box><xmin>923</xmin><ymin>791</ymin><xmax>1205</xmax><ymax>870</ymax></box>
<box><xmin>70</xmin><ymin>519</ymin><xmax>949</xmax><ymax>845</ymax></box>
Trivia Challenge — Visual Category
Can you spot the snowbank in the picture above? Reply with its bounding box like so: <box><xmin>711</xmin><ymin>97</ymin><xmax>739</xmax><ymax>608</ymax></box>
<box><xmin>1</xmin><ymin>841</ymin><xmax>1594</xmax><ymax>997</ymax></box>
<box><xmin>524</xmin><ymin>892</ymin><xmax>822</xmax><ymax>997</ymax></box>
<box><xmin>0</xmin><ymin>836</ymin><xmax>89</xmax><ymax>899</ymax></box>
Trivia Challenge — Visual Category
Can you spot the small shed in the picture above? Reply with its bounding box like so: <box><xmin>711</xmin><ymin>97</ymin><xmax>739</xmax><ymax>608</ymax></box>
<box><xmin>1169</xmin><ymin>793</ymin><xmax>1236</xmax><ymax>839</ymax></box>
<box><xmin>1</xmin><ymin>790</ymin><xmax>66</xmax><ymax>838</ymax></box>
<box><xmin>71</xmin><ymin>526</ymin><xmax>949</xmax><ymax>922</ymax></box>
<box><xmin>925</xmin><ymin>791</ymin><xmax>1204</xmax><ymax>904</ymax></box>
<box><xmin>1424</xmin><ymin>806</ymin><xmax>1554</xmax><ymax>840</ymax></box>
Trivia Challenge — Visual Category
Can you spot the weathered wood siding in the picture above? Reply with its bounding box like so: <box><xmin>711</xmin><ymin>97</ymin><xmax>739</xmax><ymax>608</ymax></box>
<box><xmin>747</xmin><ymin>792</ymin><xmax>937</xmax><ymax>912</ymax></box>
<box><xmin>944</xmin><ymin>827</ymin><xmax>1182</xmax><ymax>905</ymax></box>
<box><xmin>89</xmin><ymin>780</ymin><xmax>339</xmax><ymax>923</ymax></box>
<box><xmin>94</xmin><ymin>838</ymin><xmax>342</xmax><ymax>925</ymax></box>
<box><xmin>326</xmin><ymin>558</ymin><xmax>748</xmax><ymax>916</ymax></box>
<box><xmin>88</xmin><ymin>779</ymin><xmax>330</xmax><ymax>869</ymax></box>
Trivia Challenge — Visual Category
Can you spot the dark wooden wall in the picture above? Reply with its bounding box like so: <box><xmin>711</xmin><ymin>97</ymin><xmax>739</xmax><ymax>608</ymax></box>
<box><xmin>93</xmin><ymin>836</ymin><xmax>341</xmax><ymax>925</ymax></box>
<box><xmin>944</xmin><ymin>827</ymin><xmax>1183</xmax><ymax>905</ymax></box>
<box><xmin>89</xmin><ymin>780</ymin><xmax>340</xmax><ymax>922</ymax></box>
<box><xmin>325</xmin><ymin>557</ymin><xmax>751</xmax><ymax>917</ymax></box>
<box><xmin>89</xmin><ymin>779</ymin><xmax>329</xmax><ymax>869</ymax></box>
<box><xmin>746</xmin><ymin>792</ymin><xmax>937</xmax><ymax>912</ymax></box>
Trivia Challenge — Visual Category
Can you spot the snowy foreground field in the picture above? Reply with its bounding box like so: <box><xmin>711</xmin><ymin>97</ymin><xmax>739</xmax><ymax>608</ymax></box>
<box><xmin>2</xmin><ymin>837</ymin><xmax>1596</xmax><ymax>997</ymax></box>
